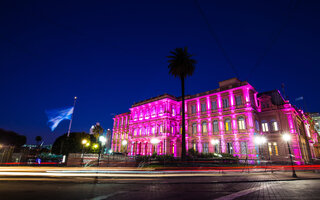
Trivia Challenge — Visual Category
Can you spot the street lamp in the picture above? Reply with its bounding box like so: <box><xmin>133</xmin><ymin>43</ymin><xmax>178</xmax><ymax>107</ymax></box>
<box><xmin>81</xmin><ymin>139</ymin><xmax>89</xmax><ymax>166</ymax></box>
<box><xmin>282</xmin><ymin>133</ymin><xmax>297</xmax><ymax>178</ymax></box>
<box><xmin>254</xmin><ymin>136</ymin><xmax>267</xmax><ymax>164</ymax></box>
<box><xmin>150</xmin><ymin>138</ymin><xmax>160</xmax><ymax>154</ymax></box>
<box><xmin>97</xmin><ymin>136</ymin><xmax>107</xmax><ymax>167</ymax></box>
<box><xmin>211</xmin><ymin>139</ymin><xmax>219</xmax><ymax>153</ymax></box>
<box><xmin>122</xmin><ymin>140</ymin><xmax>128</xmax><ymax>154</ymax></box>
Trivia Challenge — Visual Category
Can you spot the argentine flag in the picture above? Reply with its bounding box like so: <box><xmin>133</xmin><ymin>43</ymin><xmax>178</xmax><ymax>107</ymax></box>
<box><xmin>46</xmin><ymin>107</ymin><xmax>74</xmax><ymax>131</ymax></box>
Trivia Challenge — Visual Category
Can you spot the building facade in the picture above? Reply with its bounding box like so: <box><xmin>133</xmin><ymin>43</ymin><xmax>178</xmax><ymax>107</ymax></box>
<box><xmin>112</xmin><ymin>78</ymin><xmax>318</xmax><ymax>164</ymax></box>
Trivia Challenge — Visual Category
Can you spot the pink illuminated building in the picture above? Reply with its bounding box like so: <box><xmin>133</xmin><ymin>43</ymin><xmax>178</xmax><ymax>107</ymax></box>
<box><xmin>112</xmin><ymin>78</ymin><xmax>317</xmax><ymax>164</ymax></box>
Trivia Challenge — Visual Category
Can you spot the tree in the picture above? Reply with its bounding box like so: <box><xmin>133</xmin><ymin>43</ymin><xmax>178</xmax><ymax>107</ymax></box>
<box><xmin>167</xmin><ymin>47</ymin><xmax>196</xmax><ymax>160</ymax></box>
<box><xmin>52</xmin><ymin>132</ymin><xmax>92</xmax><ymax>155</ymax></box>
<box><xmin>92</xmin><ymin>122</ymin><xmax>104</xmax><ymax>141</ymax></box>
<box><xmin>0</xmin><ymin>129</ymin><xmax>27</xmax><ymax>147</ymax></box>
<box><xmin>35</xmin><ymin>136</ymin><xmax>42</xmax><ymax>146</ymax></box>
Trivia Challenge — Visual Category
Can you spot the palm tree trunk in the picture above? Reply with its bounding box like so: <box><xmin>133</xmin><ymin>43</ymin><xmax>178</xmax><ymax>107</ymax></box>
<box><xmin>181</xmin><ymin>76</ymin><xmax>186</xmax><ymax>160</ymax></box>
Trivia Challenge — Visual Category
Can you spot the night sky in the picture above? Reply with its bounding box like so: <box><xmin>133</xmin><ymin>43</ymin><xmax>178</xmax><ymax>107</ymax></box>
<box><xmin>1</xmin><ymin>0</ymin><xmax>319</xmax><ymax>145</ymax></box>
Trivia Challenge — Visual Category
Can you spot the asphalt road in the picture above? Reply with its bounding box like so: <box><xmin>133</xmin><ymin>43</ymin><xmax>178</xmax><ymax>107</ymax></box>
<box><xmin>0</xmin><ymin>177</ymin><xmax>319</xmax><ymax>200</ymax></box>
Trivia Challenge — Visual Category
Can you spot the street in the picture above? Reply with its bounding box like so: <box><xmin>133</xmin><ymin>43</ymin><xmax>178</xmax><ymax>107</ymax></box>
<box><xmin>0</xmin><ymin>169</ymin><xmax>320</xmax><ymax>200</ymax></box>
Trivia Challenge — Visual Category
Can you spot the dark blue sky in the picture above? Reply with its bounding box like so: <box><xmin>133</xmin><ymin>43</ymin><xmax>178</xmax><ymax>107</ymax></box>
<box><xmin>1</xmin><ymin>0</ymin><xmax>319</xmax><ymax>144</ymax></box>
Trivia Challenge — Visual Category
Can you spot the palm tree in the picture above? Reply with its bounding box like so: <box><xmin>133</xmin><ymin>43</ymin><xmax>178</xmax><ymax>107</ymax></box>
<box><xmin>167</xmin><ymin>47</ymin><xmax>196</xmax><ymax>160</ymax></box>
<box><xmin>35</xmin><ymin>136</ymin><xmax>42</xmax><ymax>146</ymax></box>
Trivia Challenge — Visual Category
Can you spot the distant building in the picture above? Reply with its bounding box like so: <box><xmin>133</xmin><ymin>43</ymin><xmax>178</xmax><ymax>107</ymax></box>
<box><xmin>112</xmin><ymin>78</ymin><xmax>318</xmax><ymax>164</ymax></box>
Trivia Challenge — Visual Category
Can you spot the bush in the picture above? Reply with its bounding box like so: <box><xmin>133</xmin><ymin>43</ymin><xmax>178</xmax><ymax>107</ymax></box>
<box><xmin>155</xmin><ymin>154</ymin><xmax>175</xmax><ymax>161</ymax></box>
<box><xmin>187</xmin><ymin>148</ymin><xmax>199</xmax><ymax>157</ymax></box>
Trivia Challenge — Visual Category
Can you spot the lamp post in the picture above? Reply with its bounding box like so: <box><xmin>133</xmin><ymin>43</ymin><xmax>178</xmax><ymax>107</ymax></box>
<box><xmin>211</xmin><ymin>139</ymin><xmax>219</xmax><ymax>153</ymax></box>
<box><xmin>81</xmin><ymin>139</ymin><xmax>89</xmax><ymax>166</ymax></box>
<box><xmin>98</xmin><ymin>136</ymin><xmax>107</xmax><ymax>167</ymax></box>
<box><xmin>122</xmin><ymin>140</ymin><xmax>128</xmax><ymax>155</ymax></box>
<box><xmin>254</xmin><ymin>136</ymin><xmax>267</xmax><ymax>164</ymax></box>
<box><xmin>150</xmin><ymin>138</ymin><xmax>160</xmax><ymax>155</ymax></box>
<box><xmin>282</xmin><ymin>133</ymin><xmax>297</xmax><ymax>178</ymax></box>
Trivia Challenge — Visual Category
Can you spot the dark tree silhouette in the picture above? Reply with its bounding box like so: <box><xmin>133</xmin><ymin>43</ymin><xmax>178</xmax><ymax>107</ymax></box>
<box><xmin>52</xmin><ymin>132</ymin><xmax>93</xmax><ymax>155</ymax></box>
<box><xmin>35</xmin><ymin>136</ymin><xmax>42</xmax><ymax>146</ymax></box>
<box><xmin>0</xmin><ymin>129</ymin><xmax>26</xmax><ymax>147</ymax></box>
<box><xmin>167</xmin><ymin>47</ymin><xmax>196</xmax><ymax>160</ymax></box>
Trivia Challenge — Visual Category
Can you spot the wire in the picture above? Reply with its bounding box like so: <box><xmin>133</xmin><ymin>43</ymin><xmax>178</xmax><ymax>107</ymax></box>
<box><xmin>193</xmin><ymin>0</ymin><xmax>240</xmax><ymax>79</ymax></box>
<box><xmin>246</xmin><ymin>0</ymin><xmax>300</xmax><ymax>80</ymax></box>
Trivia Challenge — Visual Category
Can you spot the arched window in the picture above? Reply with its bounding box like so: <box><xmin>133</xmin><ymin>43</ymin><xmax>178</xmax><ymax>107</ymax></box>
<box><xmin>213</xmin><ymin>120</ymin><xmax>219</xmax><ymax>132</ymax></box>
<box><xmin>139</xmin><ymin>110</ymin><xmax>143</xmax><ymax>120</ymax></box>
<box><xmin>225</xmin><ymin>119</ymin><xmax>231</xmax><ymax>131</ymax></box>
<box><xmin>134</xmin><ymin>112</ymin><xmax>138</xmax><ymax>120</ymax></box>
<box><xmin>145</xmin><ymin>109</ymin><xmax>149</xmax><ymax>118</ymax></box>
<box><xmin>238</xmin><ymin>117</ymin><xmax>246</xmax><ymax>130</ymax></box>
<box><xmin>172</xmin><ymin>107</ymin><xmax>176</xmax><ymax>116</ymax></box>
<box><xmin>134</xmin><ymin>129</ymin><xmax>138</xmax><ymax>136</ymax></box>
<box><xmin>171</xmin><ymin>124</ymin><xmax>174</xmax><ymax>134</ymax></box>
<box><xmin>159</xmin><ymin>105</ymin><xmax>163</xmax><ymax>113</ymax></box>
<box><xmin>192</xmin><ymin>123</ymin><xmax>197</xmax><ymax>135</ymax></box>
<box><xmin>152</xmin><ymin>107</ymin><xmax>156</xmax><ymax>116</ymax></box>
<box><xmin>202</xmin><ymin>121</ymin><xmax>208</xmax><ymax>134</ymax></box>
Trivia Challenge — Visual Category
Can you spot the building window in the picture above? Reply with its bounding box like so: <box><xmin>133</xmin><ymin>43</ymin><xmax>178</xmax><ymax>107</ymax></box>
<box><xmin>235</xmin><ymin>96</ymin><xmax>243</xmax><ymax>106</ymax></box>
<box><xmin>213</xmin><ymin>120</ymin><xmax>219</xmax><ymax>132</ymax></box>
<box><xmin>139</xmin><ymin>111</ymin><xmax>143</xmax><ymax>120</ymax></box>
<box><xmin>255</xmin><ymin>120</ymin><xmax>260</xmax><ymax>131</ymax></box>
<box><xmin>192</xmin><ymin>123</ymin><xmax>197</xmax><ymax>135</ymax></box>
<box><xmin>225</xmin><ymin>119</ymin><xmax>231</xmax><ymax>131</ymax></box>
<box><xmin>201</xmin><ymin>103</ymin><xmax>206</xmax><ymax>112</ymax></box>
<box><xmin>240</xmin><ymin>141</ymin><xmax>247</xmax><ymax>155</ymax></box>
<box><xmin>191</xmin><ymin>105</ymin><xmax>196</xmax><ymax>114</ymax></box>
<box><xmin>214</xmin><ymin>142</ymin><xmax>220</xmax><ymax>153</ymax></box>
<box><xmin>152</xmin><ymin>107</ymin><xmax>156</xmax><ymax>116</ymax></box>
<box><xmin>202</xmin><ymin>121</ymin><xmax>208</xmax><ymax>135</ymax></box>
<box><xmin>271</xmin><ymin>121</ymin><xmax>279</xmax><ymax>131</ymax></box>
<box><xmin>192</xmin><ymin>140</ymin><xmax>197</xmax><ymax>151</ymax></box>
<box><xmin>262</xmin><ymin>122</ymin><xmax>269</xmax><ymax>132</ymax></box>
<box><xmin>152</xmin><ymin>126</ymin><xmax>156</xmax><ymax>135</ymax></box>
<box><xmin>160</xmin><ymin>125</ymin><xmax>163</xmax><ymax>133</ymax></box>
<box><xmin>268</xmin><ymin>143</ymin><xmax>272</xmax><ymax>156</ymax></box>
<box><xmin>172</xmin><ymin>107</ymin><xmax>176</xmax><ymax>116</ymax></box>
<box><xmin>227</xmin><ymin>142</ymin><xmax>233</xmax><ymax>154</ymax></box>
<box><xmin>223</xmin><ymin>98</ymin><xmax>229</xmax><ymax>108</ymax></box>
<box><xmin>238</xmin><ymin>117</ymin><xmax>246</xmax><ymax>130</ymax></box>
<box><xmin>203</xmin><ymin>142</ymin><xmax>209</xmax><ymax>153</ymax></box>
<box><xmin>159</xmin><ymin>105</ymin><xmax>163</xmax><ymax>113</ymax></box>
<box><xmin>211</xmin><ymin>101</ymin><xmax>217</xmax><ymax>110</ymax></box>
<box><xmin>273</xmin><ymin>142</ymin><xmax>279</xmax><ymax>156</ymax></box>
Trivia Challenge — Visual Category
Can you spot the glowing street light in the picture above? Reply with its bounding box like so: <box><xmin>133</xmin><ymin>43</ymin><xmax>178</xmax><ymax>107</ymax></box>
<box><xmin>210</xmin><ymin>139</ymin><xmax>219</xmax><ymax>145</ymax></box>
<box><xmin>99</xmin><ymin>136</ymin><xmax>107</xmax><ymax>145</ymax></box>
<box><xmin>82</xmin><ymin>139</ymin><xmax>88</xmax><ymax>145</ymax></box>
<box><xmin>282</xmin><ymin>133</ymin><xmax>291</xmax><ymax>142</ymax></box>
<box><xmin>211</xmin><ymin>139</ymin><xmax>220</xmax><ymax>153</ymax></box>
<box><xmin>150</xmin><ymin>138</ymin><xmax>160</xmax><ymax>154</ymax></box>
<box><xmin>122</xmin><ymin>140</ymin><xmax>128</xmax><ymax>155</ymax></box>
<box><xmin>282</xmin><ymin>133</ymin><xmax>297</xmax><ymax>178</ymax></box>
<box><xmin>81</xmin><ymin>139</ymin><xmax>89</xmax><ymax>167</ymax></box>
<box><xmin>92</xmin><ymin>143</ymin><xmax>99</xmax><ymax>149</ymax></box>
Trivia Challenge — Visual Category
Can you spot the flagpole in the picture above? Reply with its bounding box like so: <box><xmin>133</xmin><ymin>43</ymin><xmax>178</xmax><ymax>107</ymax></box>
<box><xmin>67</xmin><ymin>96</ymin><xmax>77</xmax><ymax>137</ymax></box>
